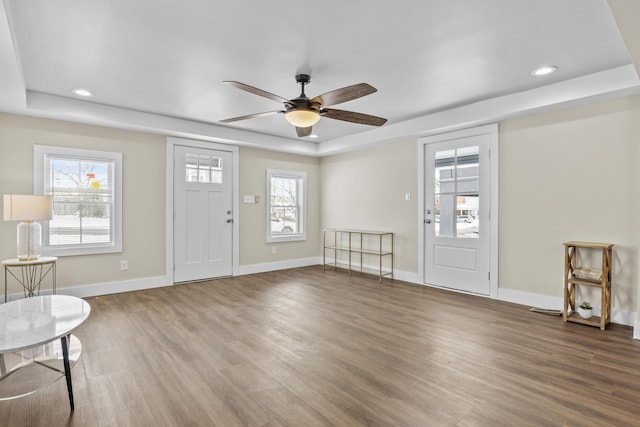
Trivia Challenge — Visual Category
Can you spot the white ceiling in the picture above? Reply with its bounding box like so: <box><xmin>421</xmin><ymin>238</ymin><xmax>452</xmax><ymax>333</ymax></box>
<box><xmin>1</xmin><ymin>0</ymin><xmax>639</xmax><ymax>155</ymax></box>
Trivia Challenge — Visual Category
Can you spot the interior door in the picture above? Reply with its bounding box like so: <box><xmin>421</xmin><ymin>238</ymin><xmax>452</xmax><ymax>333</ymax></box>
<box><xmin>424</xmin><ymin>134</ymin><xmax>490</xmax><ymax>295</ymax></box>
<box><xmin>174</xmin><ymin>145</ymin><xmax>233</xmax><ymax>282</ymax></box>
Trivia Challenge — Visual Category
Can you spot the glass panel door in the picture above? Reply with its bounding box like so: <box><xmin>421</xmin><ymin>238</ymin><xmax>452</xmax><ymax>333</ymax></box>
<box><xmin>434</xmin><ymin>146</ymin><xmax>479</xmax><ymax>239</ymax></box>
<box><xmin>423</xmin><ymin>129</ymin><xmax>491</xmax><ymax>296</ymax></box>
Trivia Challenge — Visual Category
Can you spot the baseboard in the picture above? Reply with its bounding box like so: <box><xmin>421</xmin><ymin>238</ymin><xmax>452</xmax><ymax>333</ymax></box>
<box><xmin>8</xmin><ymin>264</ymin><xmax>636</xmax><ymax>331</ymax></box>
<box><xmin>238</xmin><ymin>257</ymin><xmax>322</xmax><ymax>276</ymax></box>
<box><xmin>240</xmin><ymin>258</ymin><xmax>419</xmax><ymax>283</ymax></box>
<box><xmin>498</xmin><ymin>288</ymin><xmax>563</xmax><ymax>311</ymax></box>
<box><xmin>498</xmin><ymin>287</ymin><xmax>636</xmax><ymax>327</ymax></box>
<box><xmin>5</xmin><ymin>275</ymin><xmax>172</xmax><ymax>302</ymax></box>
<box><xmin>325</xmin><ymin>263</ymin><xmax>622</xmax><ymax>323</ymax></box>
<box><xmin>610</xmin><ymin>308</ymin><xmax>637</xmax><ymax>328</ymax></box>
<box><xmin>391</xmin><ymin>269</ymin><xmax>420</xmax><ymax>284</ymax></box>
<box><xmin>322</xmin><ymin>257</ymin><xmax>418</xmax><ymax>284</ymax></box>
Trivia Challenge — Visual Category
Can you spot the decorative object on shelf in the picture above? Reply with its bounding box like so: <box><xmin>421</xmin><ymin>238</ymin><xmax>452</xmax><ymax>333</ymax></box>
<box><xmin>577</xmin><ymin>301</ymin><xmax>593</xmax><ymax>319</ymax></box>
<box><xmin>3</xmin><ymin>194</ymin><xmax>52</xmax><ymax>261</ymax></box>
<box><xmin>563</xmin><ymin>241</ymin><xmax>613</xmax><ymax>330</ymax></box>
<box><xmin>573</xmin><ymin>267</ymin><xmax>602</xmax><ymax>281</ymax></box>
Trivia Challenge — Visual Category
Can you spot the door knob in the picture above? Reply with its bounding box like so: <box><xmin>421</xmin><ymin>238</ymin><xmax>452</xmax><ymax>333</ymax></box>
<box><xmin>425</xmin><ymin>219</ymin><xmax>432</xmax><ymax>224</ymax></box>
<box><xmin>226</xmin><ymin>219</ymin><xmax>233</xmax><ymax>223</ymax></box>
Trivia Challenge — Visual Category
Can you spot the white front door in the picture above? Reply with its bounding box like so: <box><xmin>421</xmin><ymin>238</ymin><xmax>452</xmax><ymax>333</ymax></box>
<box><xmin>423</xmin><ymin>131</ymin><xmax>491</xmax><ymax>295</ymax></box>
<box><xmin>173</xmin><ymin>145</ymin><xmax>233</xmax><ymax>282</ymax></box>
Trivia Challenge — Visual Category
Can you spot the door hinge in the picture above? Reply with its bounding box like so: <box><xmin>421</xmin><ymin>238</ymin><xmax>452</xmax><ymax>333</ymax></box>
<box><xmin>488</xmin><ymin>272</ymin><xmax>491</xmax><ymax>280</ymax></box>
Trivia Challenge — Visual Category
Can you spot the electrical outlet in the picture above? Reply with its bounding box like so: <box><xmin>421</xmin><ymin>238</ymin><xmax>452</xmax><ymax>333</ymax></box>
<box><xmin>120</xmin><ymin>260</ymin><xmax>128</xmax><ymax>271</ymax></box>
<box><xmin>271</xmin><ymin>247</ymin><xmax>277</xmax><ymax>255</ymax></box>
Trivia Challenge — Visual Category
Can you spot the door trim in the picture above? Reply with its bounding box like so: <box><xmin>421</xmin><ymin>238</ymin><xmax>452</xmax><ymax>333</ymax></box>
<box><xmin>417</xmin><ymin>124</ymin><xmax>499</xmax><ymax>299</ymax></box>
<box><xmin>166</xmin><ymin>137</ymin><xmax>240</xmax><ymax>284</ymax></box>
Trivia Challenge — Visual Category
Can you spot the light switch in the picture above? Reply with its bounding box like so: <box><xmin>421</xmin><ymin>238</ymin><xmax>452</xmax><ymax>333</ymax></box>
<box><xmin>405</xmin><ymin>192</ymin><xmax>411</xmax><ymax>201</ymax></box>
<box><xmin>243</xmin><ymin>195</ymin><xmax>258</xmax><ymax>204</ymax></box>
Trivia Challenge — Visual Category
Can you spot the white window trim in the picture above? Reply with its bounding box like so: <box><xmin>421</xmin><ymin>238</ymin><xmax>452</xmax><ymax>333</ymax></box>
<box><xmin>34</xmin><ymin>145</ymin><xmax>123</xmax><ymax>256</ymax></box>
<box><xmin>266</xmin><ymin>169</ymin><xmax>306</xmax><ymax>243</ymax></box>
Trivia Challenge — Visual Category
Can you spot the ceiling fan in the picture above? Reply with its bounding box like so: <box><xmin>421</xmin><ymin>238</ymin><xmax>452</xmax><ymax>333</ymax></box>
<box><xmin>220</xmin><ymin>74</ymin><xmax>387</xmax><ymax>137</ymax></box>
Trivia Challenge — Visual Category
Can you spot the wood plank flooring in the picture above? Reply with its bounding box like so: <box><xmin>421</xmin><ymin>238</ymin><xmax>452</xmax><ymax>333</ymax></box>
<box><xmin>1</xmin><ymin>265</ymin><xmax>640</xmax><ymax>426</ymax></box>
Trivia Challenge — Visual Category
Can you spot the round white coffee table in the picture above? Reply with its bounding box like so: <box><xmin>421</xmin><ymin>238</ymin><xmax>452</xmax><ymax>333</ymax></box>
<box><xmin>0</xmin><ymin>295</ymin><xmax>91</xmax><ymax>410</ymax></box>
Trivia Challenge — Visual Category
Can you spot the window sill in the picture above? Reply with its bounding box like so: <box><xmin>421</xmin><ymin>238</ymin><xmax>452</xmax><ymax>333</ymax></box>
<box><xmin>266</xmin><ymin>234</ymin><xmax>306</xmax><ymax>243</ymax></box>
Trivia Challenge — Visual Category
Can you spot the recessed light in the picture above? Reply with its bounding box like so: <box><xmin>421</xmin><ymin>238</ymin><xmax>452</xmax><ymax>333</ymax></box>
<box><xmin>72</xmin><ymin>88</ymin><xmax>93</xmax><ymax>97</ymax></box>
<box><xmin>532</xmin><ymin>66</ymin><xmax>558</xmax><ymax>76</ymax></box>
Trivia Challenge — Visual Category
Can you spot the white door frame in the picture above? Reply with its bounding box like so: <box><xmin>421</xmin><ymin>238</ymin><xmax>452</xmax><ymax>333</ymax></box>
<box><xmin>166</xmin><ymin>137</ymin><xmax>240</xmax><ymax>284</ymax></box>
<box><xmin>417</xmin><ymin>124</ymin><xmax>499</xmax><ymax>299</ymax></box>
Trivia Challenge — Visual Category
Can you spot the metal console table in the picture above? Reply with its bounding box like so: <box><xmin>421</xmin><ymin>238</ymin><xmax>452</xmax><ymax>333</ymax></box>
<box><xmin>323</xmin><ymin>229</ymin><xmax>394</xmax><ymax>282</ymax></box>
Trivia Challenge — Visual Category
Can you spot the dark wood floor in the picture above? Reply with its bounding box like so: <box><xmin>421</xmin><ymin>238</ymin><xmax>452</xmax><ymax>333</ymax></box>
<box><xmin>1</xmin><ymin>265</ymin><xmax>639</xmax><ymax>426</ymax></box>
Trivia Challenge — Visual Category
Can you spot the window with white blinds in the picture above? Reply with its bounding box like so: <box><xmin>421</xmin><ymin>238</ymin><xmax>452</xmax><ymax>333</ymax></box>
<box><xmin>34</xmin><ymin>145</ymin><xmax>122</xmax><ymax>256</ymax></box>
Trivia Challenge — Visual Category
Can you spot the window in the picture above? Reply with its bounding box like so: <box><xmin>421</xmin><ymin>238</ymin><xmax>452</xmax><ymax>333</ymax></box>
<box><xmin>185</xmin><ymin>153</ymin><xmax>223</xmax><ymax>183</ymax></box>
<box><xmin>266</xmin><ymin>169</ymin><xmax>306</xmax><ymax>243</ymax></box>
<box><xmin>434</xmin><ymin>146</ymin><xmax>479</xmax><ymax>239</ymax></box>
<box><xmin>34</xmin><ymin>145</ymin><xmax>122</xmax><ymax>256</ymax></box>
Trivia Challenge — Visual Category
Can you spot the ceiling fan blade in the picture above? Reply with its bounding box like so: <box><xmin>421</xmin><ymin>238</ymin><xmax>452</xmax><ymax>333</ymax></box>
<box><xmin>311</xmin><ymin>83</ymin><xmax>377</xmax><ymax>107</ymax></box>
<box><xmin>296</xmin><ymin>126</ymin><xmax>313</xmax><ymax>137</ymax></box>
<box><xmin>223</xmin><ymin>81</ymin><xmax>289</xmax><ymax>104</ymax></box>
<box><xmin>219</xmin><ymin>110</ymin><xmax>282</xmax><ymax>123</ymax></box>
<box><xmin>321</xmin><ymin>108</ymin><xmax>387</xmax><ymax>126</ymax></box>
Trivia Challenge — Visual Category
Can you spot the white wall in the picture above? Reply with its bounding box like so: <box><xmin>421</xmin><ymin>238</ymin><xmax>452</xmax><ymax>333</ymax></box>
<box><xmin>238</xmin><ymin>146</ymin><xmax>321</xmax><ymax>271</ymax></box>
<box><xmin>499</xmin><ymin>96</ymin><xmax>640</xmax><ymax>321</ymax></box>
<box><xmin>320</xmin><ymin>139</ymin><xmax>418</xmax><ymax>277</ymax></box>
<box><xmin>2</xmin><ymin>94</ymin><xmax>639</xmax><ymax>329</ymax></box>
<box><xmin>0</xmin><ymin>113</ymin><xmax>167</xmax><ymax>295</ymax></box>
<box><xmin>319</xmin><ymin>95</ymin><xmax>640</xmax><ymax>326</ymax></box>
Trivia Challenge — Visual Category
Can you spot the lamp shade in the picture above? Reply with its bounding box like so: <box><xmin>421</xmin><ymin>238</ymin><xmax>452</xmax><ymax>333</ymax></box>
<box><xmin>3</xmin><ymin>194</ymin><xmax>53</xmax><ymax>221</ymax></box>
<box><xmin>285</xmin><ymin>109</ymin><xmax>321</xmax><ymax>128</ymax></box>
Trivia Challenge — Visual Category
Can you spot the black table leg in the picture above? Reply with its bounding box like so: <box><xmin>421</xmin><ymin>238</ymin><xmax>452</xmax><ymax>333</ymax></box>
<box><xmin>60</xmin><ymin>335</ymin><xmax>74</xmax><ymax>411</ymax></box>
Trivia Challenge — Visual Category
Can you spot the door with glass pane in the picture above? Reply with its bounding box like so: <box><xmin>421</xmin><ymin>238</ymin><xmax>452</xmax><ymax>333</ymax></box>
<box><xmin>424</xmin><ymin>134</ymin><xmax>490</xmax><ymax>295</ymax></box>
<box><xmin>174</xmin><ymin>145</ymin><xmax>233</xmax><ymax>282</ymax></box>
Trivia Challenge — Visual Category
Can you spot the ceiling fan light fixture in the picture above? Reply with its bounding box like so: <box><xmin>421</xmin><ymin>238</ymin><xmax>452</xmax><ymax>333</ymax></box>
<box><xmin>220</xmin><ymin>76</ymin><xmax>386</xmax><ymax>137</ymax></box>
<box><xmin>285</xmin><ymin>109</ymin><xmax>320</xmax><ymax>127</ymax></box>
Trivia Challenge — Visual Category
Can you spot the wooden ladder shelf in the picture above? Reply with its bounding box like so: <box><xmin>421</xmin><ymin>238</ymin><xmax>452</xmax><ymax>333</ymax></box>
<box><xmin>563</xmin><ymin>241</ymin><xmax>613</xmax><ymax>330</ymax></box>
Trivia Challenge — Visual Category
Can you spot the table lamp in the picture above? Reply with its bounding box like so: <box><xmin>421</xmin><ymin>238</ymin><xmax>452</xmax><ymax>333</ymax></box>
<box><xmin>3</xmin><ymin>194</ymin><xmax>53</xmax><ymax>261</ymax></box>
